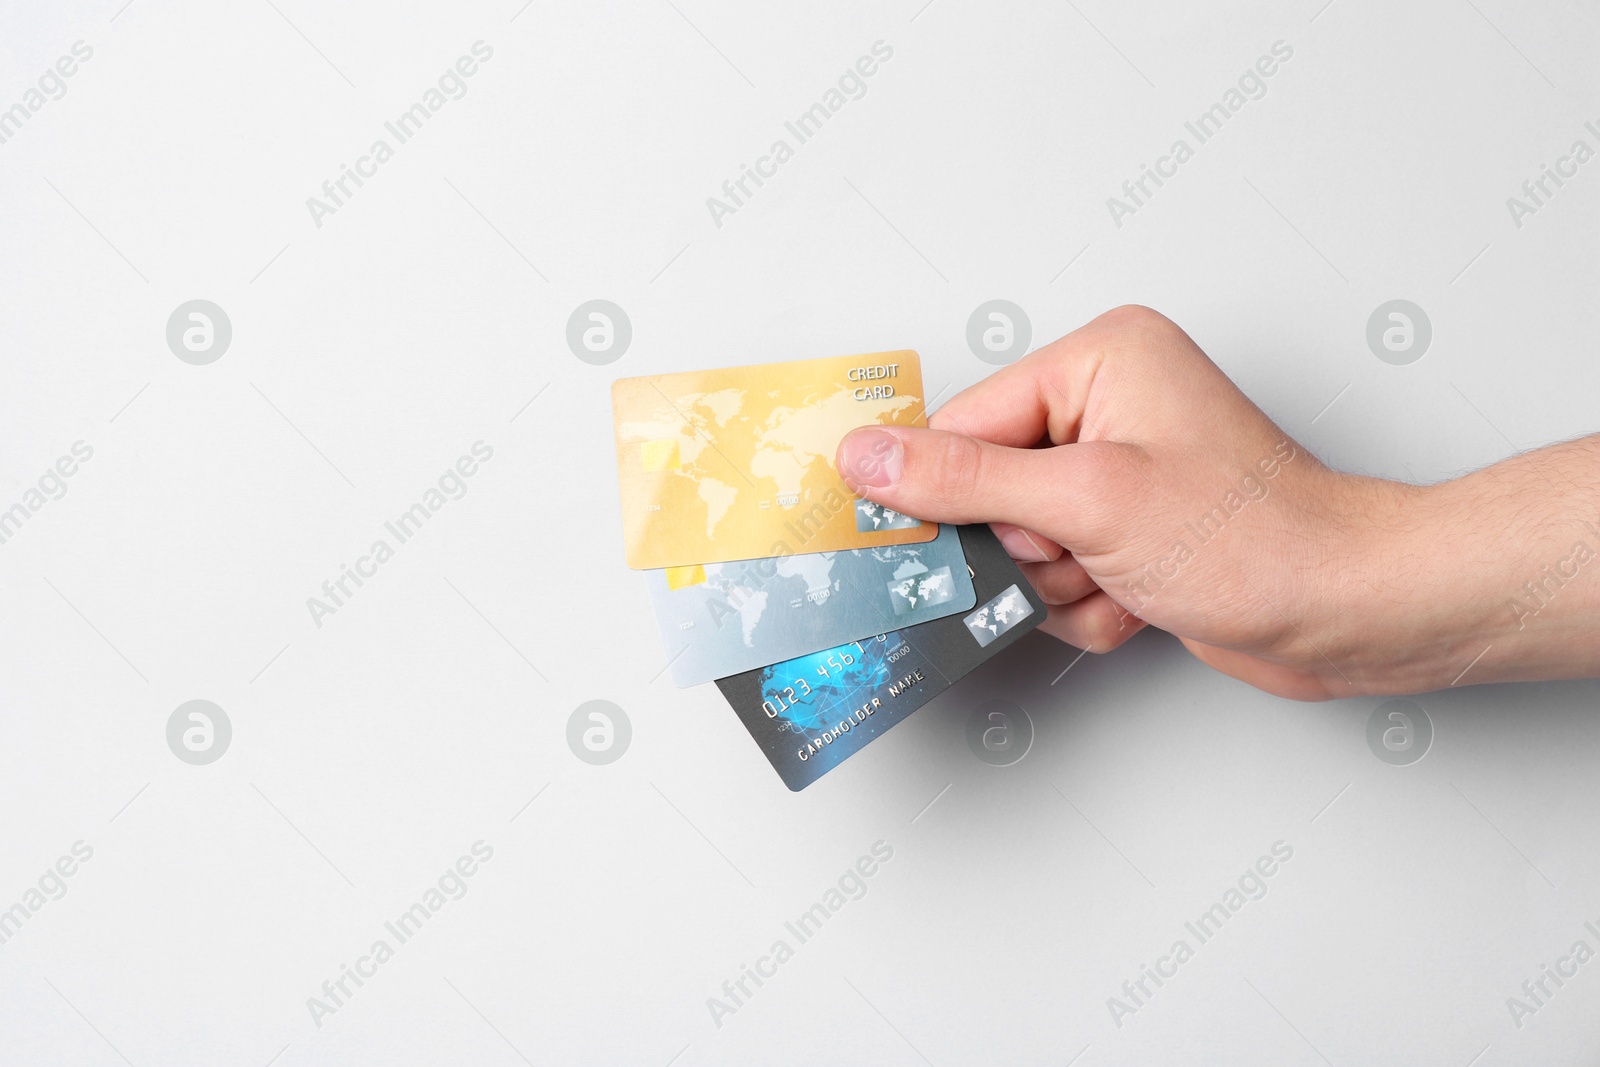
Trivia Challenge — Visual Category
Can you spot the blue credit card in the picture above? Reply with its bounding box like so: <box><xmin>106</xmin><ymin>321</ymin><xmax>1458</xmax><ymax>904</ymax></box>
<box><xmin>646</xmin><ymin>524</ymin><xmax>976</xmax><ymax>687</ymax></box>
<box><xmin>715</xmin><ymin>524</ymin><xmax>1046</xmax><ymax>790</ymax></box>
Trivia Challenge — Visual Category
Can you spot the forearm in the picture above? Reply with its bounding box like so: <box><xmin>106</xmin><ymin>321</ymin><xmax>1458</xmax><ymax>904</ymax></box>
<box><xmin>1342</xmin><ymin>436</ymin><xmax>1600</xmax><ymax>692</ymax></box>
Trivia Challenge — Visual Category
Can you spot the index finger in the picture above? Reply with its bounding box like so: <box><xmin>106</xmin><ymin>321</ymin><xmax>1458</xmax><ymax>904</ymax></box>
<box><xmin>929</xmin><ymin>317</ymin><xmax>1108</xmax><ymax>446</ymax></box>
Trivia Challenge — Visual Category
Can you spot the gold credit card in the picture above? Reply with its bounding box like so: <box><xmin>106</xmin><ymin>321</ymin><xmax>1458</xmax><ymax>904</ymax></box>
<box><xmin>612</xmin><ymin>351</ymin><xmax>938</xmax><ymax>569</ymax></box>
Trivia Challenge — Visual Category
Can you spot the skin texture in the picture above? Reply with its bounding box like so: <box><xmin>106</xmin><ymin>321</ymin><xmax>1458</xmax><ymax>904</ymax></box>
<box><xmin>836</xmin><ymin>306</ymin><xmax>1600</xmax><ymax>701</ymax></box>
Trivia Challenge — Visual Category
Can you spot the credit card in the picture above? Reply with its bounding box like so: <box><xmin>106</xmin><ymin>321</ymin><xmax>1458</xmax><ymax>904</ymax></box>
<box><xmin>611</xmin><ymin>351</ymin><xmax>939</xmax><ymax>569</ymax></box>
<box><xmin>648</xmin><ymin>524</ymin><xmax>977</xmax><ymax>688</ymax></box>
<box><xmin>715</xmin><ymin>524</ymin><xmax>1047</xmax><ymax>790</ymax></box>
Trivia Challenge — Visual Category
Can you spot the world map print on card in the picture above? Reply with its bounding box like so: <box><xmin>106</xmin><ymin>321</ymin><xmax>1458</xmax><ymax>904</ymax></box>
<box><xmin>646</xmin><ymin>524</ymin><xmax>975</xmax><ymax>687</ymax></box>
<box><xmin>612</xmin><ymin>351</ymin><xmax>939</xmax><ymax>569</ymax></box>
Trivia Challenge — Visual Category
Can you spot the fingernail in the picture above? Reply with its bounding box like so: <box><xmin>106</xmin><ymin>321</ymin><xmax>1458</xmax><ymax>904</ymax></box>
<box><xmin>998</xmin><ymin>527</ymin><xmax>1052</xmax><ymax>562</ymax></box>
<box><xmin>838</xmin><ymin>428</ymin><xmax>902</xmax><ymax>489</ymax></box>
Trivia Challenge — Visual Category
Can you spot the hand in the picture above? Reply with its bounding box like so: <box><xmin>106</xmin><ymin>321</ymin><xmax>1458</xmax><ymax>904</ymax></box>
<box><xmin>837</xmin><ymin>306</ymin><xmax>1600</xmax><ymax>700</ymax></box>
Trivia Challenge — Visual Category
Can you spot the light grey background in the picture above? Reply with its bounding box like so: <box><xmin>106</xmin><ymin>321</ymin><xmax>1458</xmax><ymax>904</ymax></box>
<box><xmin>2</xmin><ymin>0</ymin><xmax>1597</xmax><ymax>1063</ymax></box>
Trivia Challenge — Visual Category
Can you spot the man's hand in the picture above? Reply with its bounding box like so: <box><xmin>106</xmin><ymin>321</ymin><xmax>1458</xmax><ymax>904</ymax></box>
<box><xmin>836</xmin><ymin>306</ymin><xmax>1600</xmax><ymax>699</ymax></box>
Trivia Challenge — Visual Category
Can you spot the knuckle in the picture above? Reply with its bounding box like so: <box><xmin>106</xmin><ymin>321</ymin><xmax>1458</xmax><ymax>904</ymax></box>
<box><xmin>1099</xmin><ymin>303</ymin><xmax>1173</xmax><ymax>335</ymax></box>
<box><xmin>1087</xmin><ymin>598</ymin><xmax>1141</xmax><ymax>651</ymax></box>
<box><xmin>1093</xmin><ymin>305</ymin><xmax>1187</xmax><ymax>365</ymax></box>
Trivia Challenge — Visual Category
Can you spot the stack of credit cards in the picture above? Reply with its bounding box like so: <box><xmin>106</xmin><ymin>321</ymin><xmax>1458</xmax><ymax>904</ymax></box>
<box><xmin>612</xmin><ymin>351</ymin><xmax>1045</xmax><ymax>789</ymax></box>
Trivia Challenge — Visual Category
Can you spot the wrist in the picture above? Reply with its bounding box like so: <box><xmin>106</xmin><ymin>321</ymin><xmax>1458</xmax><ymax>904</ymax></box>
<box><xmin>1417</xmin><ymin>457</ymin><xmax>1600</xmax><ymax>687</ymax></box>
<box><xmin>1306</xmin><ymin>473</ymin><xmax>1471</xmax><ymax>695</ymax></box>
<box><xmin>1318</xmin><ymin>459</ymin><xmax>1599</xmax><ymax>694</ymax></box>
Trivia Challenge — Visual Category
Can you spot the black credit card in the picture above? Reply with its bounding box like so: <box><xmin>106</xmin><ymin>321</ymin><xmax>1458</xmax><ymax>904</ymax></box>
<box><xmin>714</xmin><ymin>523</ymin><xmax>1047</xmax><ymax>790</ymax></box>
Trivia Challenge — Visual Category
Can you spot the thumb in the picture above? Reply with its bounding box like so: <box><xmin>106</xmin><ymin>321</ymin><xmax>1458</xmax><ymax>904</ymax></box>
<box><xmin>837</xmin><ymin>425</ymin><xmax>1071</xmax><ymax>536</ymax></box>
